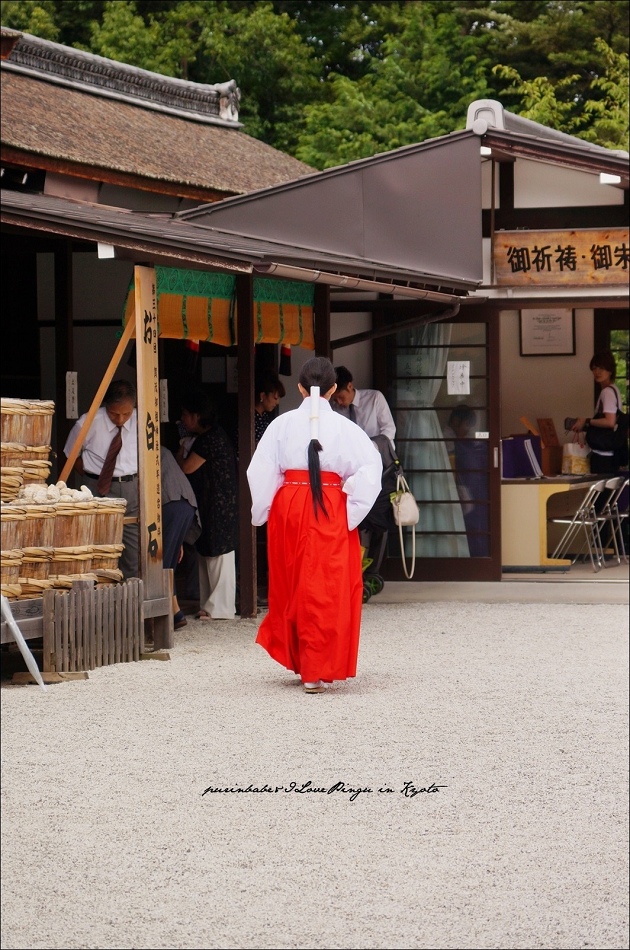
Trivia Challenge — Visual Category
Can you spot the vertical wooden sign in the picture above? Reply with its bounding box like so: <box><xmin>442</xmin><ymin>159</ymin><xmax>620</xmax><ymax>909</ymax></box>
<box><xmin>134</xmin><ymin>265</ymin><xmax>162</xmax><ymax>588</ymax></box>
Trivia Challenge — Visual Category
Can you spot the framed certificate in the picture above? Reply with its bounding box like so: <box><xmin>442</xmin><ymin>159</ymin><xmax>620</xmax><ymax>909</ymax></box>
<box><xmin>519</xmin><ymin>309</ymin><xmax>576</xmax><ymax>356</ymax></box>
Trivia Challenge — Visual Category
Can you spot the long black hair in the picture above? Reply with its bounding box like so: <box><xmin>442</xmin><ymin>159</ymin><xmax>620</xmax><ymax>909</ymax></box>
<box><xmin>299</xmin><ymin>357</ymin><xmax>336</xmax><ymax>519</ymax></box>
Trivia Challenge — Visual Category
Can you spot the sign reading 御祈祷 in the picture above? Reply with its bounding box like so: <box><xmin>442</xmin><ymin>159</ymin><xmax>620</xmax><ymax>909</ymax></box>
<box><xmin>493</xmin><ymin>228</ymin><xmax>628</xmax><ymax>285</ymax></box>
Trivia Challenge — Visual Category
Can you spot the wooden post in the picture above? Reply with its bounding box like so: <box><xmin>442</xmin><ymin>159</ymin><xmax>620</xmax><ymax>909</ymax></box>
<box><xmin>54</xmin><ymin>242</ymin><xmax>74</xmax><ymax>475</ymax></box>
<box><xmin>134</xmin><ymin>265</ymin><xmax>173</xmax><ymax>650</ymax></box>
<box><xmin>236</xmin><ymin>273</ymin><xmax>257</xmax><ymax>618</ymax></box>
<box><xmin>314</xmin><ymin>284</ymin><xmax>331</xmax><ymax>358</ymax></box>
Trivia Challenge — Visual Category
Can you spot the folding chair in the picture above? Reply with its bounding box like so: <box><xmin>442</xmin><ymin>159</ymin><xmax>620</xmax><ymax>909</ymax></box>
<box><xmin>598</xmin><ymin>476</ymin><xmax>629</xmax><ymax>565</ymax></box>
<box><xmin>549</xmin><ymin>479</ymin><xmax>607</xmax><ymax>571</ymax></box>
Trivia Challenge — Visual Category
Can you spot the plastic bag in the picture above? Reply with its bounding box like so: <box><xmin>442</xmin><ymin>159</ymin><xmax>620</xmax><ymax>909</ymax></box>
<box><xmin>561</xmin><ymin>435</ymin><xmax>590</xmax><ymax>475</ymax></box>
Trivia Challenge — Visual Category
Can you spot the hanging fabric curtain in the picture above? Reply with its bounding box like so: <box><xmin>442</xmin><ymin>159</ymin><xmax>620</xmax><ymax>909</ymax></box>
<box><xmin>122</xmin><ymin>266</ymin><xmax>314</xmax><ymax>349</ymax></box>
<box><xmin>395</xmin><ymin>322</ymin><xmax>470</xmax><ymax>558</ymax></box>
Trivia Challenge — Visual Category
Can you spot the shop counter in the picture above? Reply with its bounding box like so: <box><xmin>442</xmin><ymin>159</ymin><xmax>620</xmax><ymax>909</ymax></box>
<box><xmin>501</xmin><ymin>476</ymin><xmax>599</xmax><ymax>570</ymax></box>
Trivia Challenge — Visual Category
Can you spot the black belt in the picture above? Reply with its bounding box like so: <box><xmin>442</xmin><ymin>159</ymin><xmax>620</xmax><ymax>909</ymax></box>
<box><xmin>83</xmin><ymin>471</ymin><xmax>138</xmax><ymax>482</ymax></box>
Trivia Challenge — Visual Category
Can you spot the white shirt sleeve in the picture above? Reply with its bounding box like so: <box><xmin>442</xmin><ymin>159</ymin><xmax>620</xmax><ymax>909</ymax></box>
<box><xmin>63</xmin><ymin>416</ymin><xmax>84</xmax><ymax>458</ymax></box>
<box><xmin>246</xmin><ymin>399</ymin><xmax>382</xmax><ymax>529</ymax></box>
<box><xmin>598</xmin><ymin>386</ymin><xmax>620</xmax><ymax>415</ymax></box>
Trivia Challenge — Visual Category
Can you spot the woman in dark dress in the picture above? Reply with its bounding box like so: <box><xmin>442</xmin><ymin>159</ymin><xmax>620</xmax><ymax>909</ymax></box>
<box><xmin>177</xmin><ymin>389</ymin><xmax>238</xmax><ymax>620</ymax></box>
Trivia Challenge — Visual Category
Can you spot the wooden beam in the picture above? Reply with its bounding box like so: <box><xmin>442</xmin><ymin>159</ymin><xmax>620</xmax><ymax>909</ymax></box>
<box><xmin>331</xmin><ymin>304</ymin><xmax>461</xmax><ymax>349</ymax></box>
<box><xmin>57</xmin><ymin>316</ymin><xmax>135</xmax><ymax>483</ymax></box>
<box><xmin>236</xmin><ymin>273</ymin><xmax>257</xmax><ymax>619</ymax></box>
<box><xmin>0</xmin><ymin>146</ymin><xmax>232</xmax><ymax>203</ymax></box>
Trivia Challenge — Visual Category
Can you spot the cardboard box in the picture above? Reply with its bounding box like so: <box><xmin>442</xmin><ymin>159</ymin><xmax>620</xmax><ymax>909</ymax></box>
<box><xmin>541</xmin><ymin>444</ymin><xmax>563</xmax><ymax>476</ymax></box>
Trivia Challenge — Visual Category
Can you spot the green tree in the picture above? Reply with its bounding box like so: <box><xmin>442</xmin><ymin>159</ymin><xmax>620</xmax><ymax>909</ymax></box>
<box><xmin>89</xmin><ymin>0</ymin><xmax>164</xmax><ymax>70</ymax></box>
<box><xmin>472</xmin><ymin>1</ymin><xmax>629</xmax><ymax>110</ymax></box>
<box><xmin>492</xmin><ymin>65</ymin><xmax>582</xmax><ymax>131</ymax></box>
<box><xmin>1</xmin><ymin>0</ymin><xmax>628</xmax><ymax>162</ymax></box>
<box><xmin>0</xmin><ymin>0</ymin><xmax>61</xmax><ymax>40</ymax></box>
<box><xmin>582</xmin><ymin>38</ymin><xmax>629</xmax><ymax>150</ymax></box>
<box><xmin>193</xmin><ymin>1</ymin><xmax>321</xmax><ymax>152</ymax></box>
<box><xmin>493</xmin><ymin>37</ymin><xmax>629</xmax><ymax>151</ymax></box>
<box><xmin>296</xmin><ymin>1</ymin><xmax>493</xmax><ymax>167</ymax></box>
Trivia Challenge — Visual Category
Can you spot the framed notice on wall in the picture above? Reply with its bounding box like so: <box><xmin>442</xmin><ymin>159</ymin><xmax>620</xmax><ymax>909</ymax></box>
<box><xmin>519</xmin><ymin>309</ymin><xmax>576</xmax><ymax>356</ymax></box>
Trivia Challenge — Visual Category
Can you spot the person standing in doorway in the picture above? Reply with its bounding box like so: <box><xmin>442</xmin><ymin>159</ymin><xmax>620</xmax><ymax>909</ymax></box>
<box><xmin>160</xmin><ymin>445</ymin><xmax>201</xmax><ymax>630</ymax></box>
<box><xmin>332</xmin><ymin>365</ymin><xmax>396</xmax><ymax>448</ymax></box>
<box><xmin>63</xmin><ymin>378</ymin><xmax>139</xmax><ymax>579</ymax></box>
<box><xmin>253</xmin><ymin>370</ymin><xmax>286</xmax><ymax>606</ymax></box>
<box><xmin>177</xmin><ymin>388</ymin><xmax>238</xmax><ymax>621</ymax></box>
<box><xmin>255</xmin><ymin>371</ymin><xmax>286</xmax><ymax>444</ymax></box>
<box><xmin>570</xmin><ymin>351</ymin><xmax>625</xmax><ymax>475</ymax></box>
<box><xmin>447</xmin><ymin>404</ymin><xmax>489</xmax><ymax>557</ymax></box>
<box><xmin>247</xmin><ymin>357</ymin><xmax>382</xmax><ymax>693</ymax></box>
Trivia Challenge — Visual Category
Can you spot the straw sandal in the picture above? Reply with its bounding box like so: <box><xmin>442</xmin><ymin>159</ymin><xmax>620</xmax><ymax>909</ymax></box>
<box><xmin>303</xmin><ymin>681</ymin><xmax>326</xmax><ymax>694</ymax></box>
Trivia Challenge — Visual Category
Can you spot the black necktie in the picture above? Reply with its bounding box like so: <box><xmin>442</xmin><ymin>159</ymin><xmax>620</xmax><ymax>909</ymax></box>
<box><xmin>348</xmin><ymin>403</ymin><xmax>357</xmax><ymax>424</ymax></box>
<box><xmin>97</xmin><ymin>426</ymin><xmax>123</xmax><ymax>496</ymax></box>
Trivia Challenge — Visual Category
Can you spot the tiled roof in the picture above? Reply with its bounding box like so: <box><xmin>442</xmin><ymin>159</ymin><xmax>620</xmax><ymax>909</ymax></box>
<box><xmin>1</xmin><ymin>32</ymin><xmax>315</xmax><ymax>196</ymax></box>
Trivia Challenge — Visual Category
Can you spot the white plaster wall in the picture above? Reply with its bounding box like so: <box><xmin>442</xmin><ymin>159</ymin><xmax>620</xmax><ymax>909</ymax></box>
<box><xmin>37</xmin><ymin>252</ymin><xmax>136</xmax><ymax>415</ymax></box>
<box><xmin>514</xmin><ymin>160</ymin><xmax>624</xmax><ymax>208</ymax></box>
<box><xmin>499</xmin><ymin>308</ymin><xmax>594</xmax><ymax>440</ymax></box>
<box><xmin>281</xmin><ymin>306</ymin><xmax>374</xmax><ymax>413</ymax></box>
<box><xmin>481</xmin><ymin>157</ymin><xmax>623</xmax><ymax>211</ymax></box>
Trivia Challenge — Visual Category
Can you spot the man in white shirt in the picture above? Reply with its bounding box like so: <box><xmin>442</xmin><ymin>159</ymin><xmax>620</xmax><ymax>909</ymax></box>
<box><xmin>63</xmin><ymin>378</ymin><xmax>139</xmax><ymax>579</ymax></box>
<box><xmin>331</xmin><ymin>366</ymin><xmax>396</xmax><ymax>448</ymax></box>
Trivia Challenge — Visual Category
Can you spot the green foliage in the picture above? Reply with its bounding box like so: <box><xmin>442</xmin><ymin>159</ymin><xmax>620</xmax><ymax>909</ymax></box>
<box><xmin>0</xmin><ymin>0</ymin><xmax>60</xmax><ymax>40</ymax></box>
<box><xmin>581</xmin><ymin>38</ymin><xmax>629</xmax><ymax>151</ymax></box>
<box><xmin>492</xmin><ymin>37</ymin><xmax>629</xmax><ymax>151</ymax></box>
<box><xmin>1</xmin><ymin>0</ymin><xmax>628</xmax><ymax>163</ymax></box>
<box><xmin>492</xmin><ymin>64</ymin><xmax>582</xmax><ymax>131</ymax></box>
<box><xmin>297</xmin><ymin>1</ymin><xmax>493</xmax><ymax>167</ymax></box>
<box><xmin>196</xmin><ymin>1</ymin><xmax>321</xmax><ymax>152</ymax></box>
<box><xmin>610</xmin><ymin>329</ymin><xmax>629</xmax><ymax>412</ymax></box>
<box><xmin>89</xmin><ymin>1</ymin><xmax>163</xmax><ymax>69</ymax></box>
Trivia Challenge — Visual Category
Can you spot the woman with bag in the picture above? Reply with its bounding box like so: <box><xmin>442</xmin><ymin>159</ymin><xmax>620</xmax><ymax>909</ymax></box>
<box><xmin>570</xmin><ymin>351</ymin><xmax>625</xmax><ymax>475</ymax></box>
<box><xmin>246</xmin><ymin>357</ymin><xmax>382</xmax><ymax>693</ymax></box>
<box><xmin>177</xmin><ymin>388</ymin><xmax>239</xmax><ymax>620</ymax></box>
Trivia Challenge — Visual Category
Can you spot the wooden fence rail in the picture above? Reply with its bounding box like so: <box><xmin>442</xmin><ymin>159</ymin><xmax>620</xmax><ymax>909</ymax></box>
<box><xmin>41</xmin><ymin>578</ymin><xmax>144</xmax><ymax>673</ymax></box>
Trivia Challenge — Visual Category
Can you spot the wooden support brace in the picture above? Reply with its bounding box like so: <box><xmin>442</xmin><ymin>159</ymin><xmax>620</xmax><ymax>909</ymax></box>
<box><xmin>12</xmin><ymin>671</ymin><xmax>89</xmax><ymax>685</ymax></box>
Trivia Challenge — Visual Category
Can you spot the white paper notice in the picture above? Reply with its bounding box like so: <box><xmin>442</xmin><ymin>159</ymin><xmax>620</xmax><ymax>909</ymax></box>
<box><xmin>160</xmin><ymin>378</ymin><xmax>169</xmax><ymax>422</ymax></box>
<box><xmin>447</xmin><ymin>361</ymin><xmax>470</xmax><ymax>395</ymax></box>
<box><xmin>66</xmin><ymin>371</ymin><xmax>78</xmax><ymax>419</ymax></box>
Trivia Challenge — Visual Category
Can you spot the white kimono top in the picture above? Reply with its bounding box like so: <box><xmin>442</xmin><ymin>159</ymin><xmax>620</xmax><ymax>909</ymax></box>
<box><xmin>247</xmin><ymin>396</ymin><xmax>383</xmax><ymax>530</ymax></box>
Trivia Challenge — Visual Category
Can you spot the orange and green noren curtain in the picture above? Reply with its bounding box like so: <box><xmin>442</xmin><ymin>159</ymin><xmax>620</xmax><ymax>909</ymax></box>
<box><xmin>123</xmin><ymin>267</ymin><xmax>314</xmax><ymax>349</ymax></box>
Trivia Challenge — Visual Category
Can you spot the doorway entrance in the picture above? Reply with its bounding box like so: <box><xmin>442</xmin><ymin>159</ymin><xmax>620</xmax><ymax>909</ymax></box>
<box><xmin>383</xmin><ymin>309</ymin><xmax>501</xmax><ymax>581</ymax></box>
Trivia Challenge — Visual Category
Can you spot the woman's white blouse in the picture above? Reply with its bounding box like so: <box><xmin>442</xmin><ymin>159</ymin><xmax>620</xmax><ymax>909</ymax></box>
<box><xmin>247</xmin><ymin>397</ymin><xmax>383</xmax><ymax>530</ymax></box>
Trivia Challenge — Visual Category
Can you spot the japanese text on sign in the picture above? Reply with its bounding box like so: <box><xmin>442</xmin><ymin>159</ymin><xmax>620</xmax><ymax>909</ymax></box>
<box><xmin>494</xmin><ymin>228</ymin><xmax>629</xmax><ymax>286</ymax></box>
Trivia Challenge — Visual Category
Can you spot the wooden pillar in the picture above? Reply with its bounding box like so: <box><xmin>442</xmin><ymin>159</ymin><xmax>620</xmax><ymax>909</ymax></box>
<box><xmin>313</xmin><ymin>284</ymin><xmax>331</xmax><ymax>358</ymax></box>
<box><xmin>372</xmin><ymin>296</ymin><xmax>390</xmax><ymax>394</ymax></box>
<box><xmin>54</xmin><ymin>242</ymin><xmax>74</xmax><ymax>472</ymax></box>
<box><xmin>134</xmin><ymin>265</ymin><xmax>172</xmax><ymax>649</ymax></box>
<box><xmin>236</xmin><ymin>273</ymin><xmax>257</xmax><ymax>618</ymax></box>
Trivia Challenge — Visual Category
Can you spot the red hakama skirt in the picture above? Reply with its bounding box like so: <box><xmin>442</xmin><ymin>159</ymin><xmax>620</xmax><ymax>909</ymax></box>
<box><xmin>256</xmin><ymin>469</ymin><xmax>363</xmax><ymax>683</ymax></box>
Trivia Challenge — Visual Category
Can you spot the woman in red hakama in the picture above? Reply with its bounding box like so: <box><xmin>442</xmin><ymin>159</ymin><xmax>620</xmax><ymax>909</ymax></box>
<box><xmin>247</xmin><ymin>357</ymin><xmax>382</xmax><ymax>693</ymax></box>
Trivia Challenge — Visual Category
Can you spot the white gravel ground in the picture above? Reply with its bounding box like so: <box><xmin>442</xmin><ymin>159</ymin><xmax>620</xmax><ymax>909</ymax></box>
<box><xmin>1</xmin><ymin>598</ymin><xmax>628</xmax><ymax>950</ymax></box>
